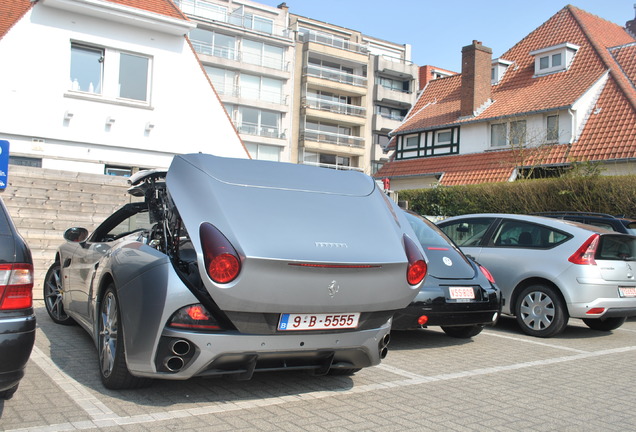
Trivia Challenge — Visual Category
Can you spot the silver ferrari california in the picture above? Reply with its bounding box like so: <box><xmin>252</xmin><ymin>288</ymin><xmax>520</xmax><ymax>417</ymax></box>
<box><xmin>44</xmin><ymin>154</ymin><xmax>426</xmax><ymax>389</ymax></box>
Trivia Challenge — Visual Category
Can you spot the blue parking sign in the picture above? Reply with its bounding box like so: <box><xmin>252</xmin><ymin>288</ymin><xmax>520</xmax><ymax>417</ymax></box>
<box><xmin>0</xmin><ymin>140</ymin><xmax>9</xmax><ymax>190</ymax></box>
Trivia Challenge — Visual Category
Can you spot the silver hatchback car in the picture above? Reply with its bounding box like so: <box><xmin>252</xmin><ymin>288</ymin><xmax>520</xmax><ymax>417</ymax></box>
<box><xmin>438</xmin><ymin>214</ymin><xmax>636</xmax><ymax>337</ymax></box>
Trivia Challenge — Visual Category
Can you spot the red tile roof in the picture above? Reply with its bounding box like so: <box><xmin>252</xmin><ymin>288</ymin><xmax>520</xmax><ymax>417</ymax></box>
<box><xmin>0</xmin><ymin>0</ymin><xmax>32</xmax><ymax>40</ymax></box>
<box><xmin>0</xmin><ymin>0</ymin><xmax>187</xmax><ymax>40</ymax></box>
<box><xmin>379</xmin><ymin>5</ymin><xmax>636</xmax><ymax>186</ymax></box>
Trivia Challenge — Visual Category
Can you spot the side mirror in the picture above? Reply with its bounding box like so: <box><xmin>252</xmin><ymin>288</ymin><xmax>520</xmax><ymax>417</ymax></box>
<box><xmin>64</xmin><ymin>227</ymin><xmax>89</xmax><ymax>243</ymax></box>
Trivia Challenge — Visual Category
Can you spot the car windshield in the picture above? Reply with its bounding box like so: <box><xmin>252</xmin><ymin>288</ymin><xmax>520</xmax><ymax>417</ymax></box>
<box><xmin>597</xmin><ymin>235</ymin><xmax>636</xmax><ymax>261</ymax></box>
<box><xmin>404</xmin><ymin>212</ymin><xmax>456</xmax><ymax>248</ymax></box>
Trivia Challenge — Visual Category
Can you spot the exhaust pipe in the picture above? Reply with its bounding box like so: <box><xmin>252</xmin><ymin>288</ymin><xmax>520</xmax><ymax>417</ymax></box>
<box><xmin>378</xmin><ymin>332</ymin><xmax>391</xmax><ymax>359</ymax></box>
<box><xmin>164</xmin><ymin>356</ymin><xmax>185</xmax><ymax>372</ymax></box>
<box><xmin>170</xmin><ymin>339</ymin><xmax>191</xmax><ymax>356</ymax></box>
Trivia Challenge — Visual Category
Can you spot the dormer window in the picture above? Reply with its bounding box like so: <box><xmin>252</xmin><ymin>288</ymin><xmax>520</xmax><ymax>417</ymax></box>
<box><xmin>491</xmin><ymin>58</ymin><xmax>513</xmax><ymax>85</ymax></box>
<box><xmin>530</xmin><ymin>43</ymin><xmax>579</xmax><ymax>76</ymax></box>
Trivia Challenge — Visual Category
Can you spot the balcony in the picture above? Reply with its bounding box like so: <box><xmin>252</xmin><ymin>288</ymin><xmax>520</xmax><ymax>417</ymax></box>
<box><xmin>303</xmin><ymin>96</ymin><xmax>365</xmax><ymax>117</ymax></box>
<box><xmin>193</xmin><ymin>41</ymin><xmax>289</xmax><ymax>71</ymax></box>
<box><xmin>213</xmin><ymin>83</ymin><xmax>287</xmax><ymax>106</ymax></box>
<box><xmin>236</xmin><ymin>121</ymin><xmax>283</xmax><ymax>139</ymax></box>
<box><xmin>301</xmin><ymin>129</ymin><xmax>364</xmax><ymax>150</ymax></box>
<box><xmin>298</xmin><ymin>31</ymin><xmax>369</xmax><ymax>54</ymax></box>
<box><xmin>373</xmin><ymin>112</ymin><xmax>405</xmax><ymax>132</ymax></box>
<box><xmin>304</xmin><ymin>64</ymin><xmax>367</xmax><ymax>88</ymax></box>
<box><xmin>375</xmin><ymin>55</ymin><xmax>419</xmax><ymax>79</ymax></box>
<box><xmin>300</xmin><ymin>161</ymin><xmax>363</xmax><ymax>172</ymax></box>
<box><xmin>374</xmin><ymin>85</ymin><xmax>414</xmax><ymax>107</ymax></box>
<box><xmin>176</xmin><ymin>0</ymin><xmax>291</xmax><ymax>39</ymax></box>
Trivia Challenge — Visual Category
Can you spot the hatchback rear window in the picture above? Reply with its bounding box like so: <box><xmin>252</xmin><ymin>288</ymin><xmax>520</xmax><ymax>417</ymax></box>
<box><xmin>597</xmin><ymin>235</ymin><xmax>635</xmax><ymax>261</ymax></box>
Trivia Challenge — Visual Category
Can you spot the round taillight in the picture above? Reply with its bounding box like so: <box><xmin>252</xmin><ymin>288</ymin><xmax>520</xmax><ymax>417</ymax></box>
<box><xmin>403</xmin><ymin>235</ymin><xmax>427</xmax><ymax>286</ymax></box>
<box><xmin>407</xmin><ymin>260</ymin><xmax>428</xmax><ymax>285</ymax></box>
<box><xmin>200</xmin><ymin>223</ymin><xmax>241</xmax><ymax>284</ymax></box>
<box><xmin>208</xmin><ymin>253</ymin><xmax>240</xmax><ymax>284</ymax></box>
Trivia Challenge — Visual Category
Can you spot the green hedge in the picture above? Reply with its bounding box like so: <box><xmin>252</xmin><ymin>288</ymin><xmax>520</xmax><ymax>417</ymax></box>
<box><xmin>398</xmin><ymin>175</ymin><xmax>636</xmax><ymax>217</ymax></box>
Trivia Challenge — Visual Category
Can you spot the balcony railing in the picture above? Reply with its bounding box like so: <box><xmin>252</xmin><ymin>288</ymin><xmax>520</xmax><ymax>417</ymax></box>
<box><xmin>176</xmin><ymin>0</ymin><xmax>291</xmax><ymax>38</ymax></box>
<box><xmin>210</xmin><ymin>82</ymin><xmax>287</xmax><ymax>105</ymax></box>
<box><xmin>302</xmin><ymin>129</ymin><xmax>365</xmax><ymax>148</ymax></box>
<box><xmin>304</xmin><ymin>65</ymin><xmax>367</xmax><ymax>87</ymax></box>
<box><xmin>301</xmin><ymin>161</ymin><xmax>363</xmax><ymax>172</ymax></box>
<box><xmin>192</xmin><ymin>41</ymin><xmax>288</xmax><ymax>71</ymax></box>
<box><xmin>236</xmin><ymin>121</ymin><xmax>282</xmax><ymax>139</ymax></box>
<box><xmin>299</xmin><ymin>31</ymin><xmax>369</xmax><ymax>55</ymax></box>
<box><xmin>303</xmin><ymin>96</ymin><xmax>366</xmax><ymax>117</ymax></box>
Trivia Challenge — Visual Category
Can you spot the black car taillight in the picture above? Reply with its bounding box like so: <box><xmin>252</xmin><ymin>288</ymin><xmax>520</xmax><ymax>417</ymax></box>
<box><xmin>403</xmin><ymin>235</ymin><xmax>427</xmax><ymax>285</ymax></box>
<box><xmin>200</xmin><ymin>223</ymin><xmax>241</xmax><ymax>283</ymax></box>
<box><xmin>568</xmin><ymin>234</ymin><xmax>599</xmax><ymax>265</ymax></box>
<box><xmin>479</xmin><ymin>265</ymin><xmax>496</xmax><ymax>284</ymax></box>
<box><xmin>168</xmin><ymin>304</ymin><xmax>221</xmax><ymax>330</ymax></box>
<box><xmin>0</xmin><ymin>263</ymin><xmax>34</xmax><ymax>310</ymax></box>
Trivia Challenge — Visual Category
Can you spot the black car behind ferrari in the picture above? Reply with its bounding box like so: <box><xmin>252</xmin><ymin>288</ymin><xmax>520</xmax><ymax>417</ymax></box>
<box><xmin>0</xmin><ymin>197</ymin><xmax>35</xmax><ymax>399</ymax></box>
<box><xmin>392</xmin><ymin>211</ymin><xmax>501</xmax><ymax>338</ymax></box>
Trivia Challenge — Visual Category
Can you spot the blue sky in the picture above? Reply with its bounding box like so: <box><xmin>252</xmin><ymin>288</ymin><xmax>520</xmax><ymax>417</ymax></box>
<box><xmin>256</xmin><ymin>0</ymin><xmax>635</xmax><ymax>72</ymax></box>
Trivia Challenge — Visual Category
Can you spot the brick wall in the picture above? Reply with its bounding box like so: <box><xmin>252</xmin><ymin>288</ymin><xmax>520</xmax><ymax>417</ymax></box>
<box><xmin>0</xmin><ymin>165</ymin><xmax>135</xmax><ymax>299</ymax></box>
<box><xmin>460</xmin><ymin>40</ymin><xmax>492</xmax><ymax>117</ymax></box>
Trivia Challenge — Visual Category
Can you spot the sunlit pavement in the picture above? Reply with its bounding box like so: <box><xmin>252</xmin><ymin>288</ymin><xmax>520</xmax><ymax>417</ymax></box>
<box><xmin>2</xmin><ymin>302</ymin><xmax>635</xmax><ymax>431</ymax></box>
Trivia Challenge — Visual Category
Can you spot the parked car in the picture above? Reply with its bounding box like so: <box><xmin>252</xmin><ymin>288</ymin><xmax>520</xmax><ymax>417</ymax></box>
<box><xmin>437</xmin><ymin>214</ymin><xmax>636</xmax><ymax>338</ymax></box>
<box><xmin>0</xmin><ymin>197</ymin><xmax>36</xmax><ymax>400</ymax></box>
<box><xmin>533</xmin><ymin>212</ymin><xmax>636</xmax><ymax>235</ymax></box>
<box><xmin>392</xmin><ymin>211</ymin><xmax>501</xmax><ymax>338</ymax></box>
<box><xmin>44</xmin><ymin>153</ymin><xmax>426</xmax><ymax>389</ymax></box>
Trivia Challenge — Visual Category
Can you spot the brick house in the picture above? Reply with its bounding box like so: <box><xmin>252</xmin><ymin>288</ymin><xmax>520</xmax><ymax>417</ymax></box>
<box><xmin>375</xmin><ymin>5</ymin><xmax>636</xmax><ymax>190</ymax></box>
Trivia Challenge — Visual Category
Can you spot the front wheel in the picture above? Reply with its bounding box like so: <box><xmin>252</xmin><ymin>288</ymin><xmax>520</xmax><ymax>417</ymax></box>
<box><xmin>515</xmin><ymin>284</ymin><xmax>568</xmax><ymax>338</ymax></box>
<box><xmin>441</xmin><ymin>324</ymin><xmax>484</xmax><ymax>338</ymax></box>
<box><xmin>0</xmin><ymin>383</ymin><xmax>19</xmax><ymax>400</ymax></box>
<box><xmin>98</xmin><ymin>285</ymin><xmax>151</xmax><ymax>389</ymax></box>
<box><xmin>582</xmin><ymin>317</ymin><xmax>626</xmax><ymax>331</ymax></box>
<box><xmin>43</xmin><ymin>262</ymin><xmax>74</xmax><ymax>325</ymax></box>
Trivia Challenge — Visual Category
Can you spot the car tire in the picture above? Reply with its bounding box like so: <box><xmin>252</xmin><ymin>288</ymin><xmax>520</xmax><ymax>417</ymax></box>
<box><xmin>582</xmin><ymin>317</ymin><xmax>627</xmax><ymax>331</ymax></box>
<box><xmin>43</xmin><ymin>262</ymin><xmax>75</xmax><ymax>325</ymax></box>
<box><xmin>328</xmin><ymin>368</ymin><xmax>361</xmax><ymax>376</ymax></box>
<box><xmin>0</xmin><ymin>383</ymin><xmax>19</xmax><ymax>400</ymax></box>
<box><xmin>515</xmin><ymin>284</ymin><xmax>568</xmax><ymax>338</ymax></box>
<box><xmin>98</xmin><ymin>285</ymin><xmax>152</xmax><ymax>390</ymax></box>
<box><xmin>441</xmin><ymin>324</ymin><xmax>484</xmax><ymax>338</ymax></box>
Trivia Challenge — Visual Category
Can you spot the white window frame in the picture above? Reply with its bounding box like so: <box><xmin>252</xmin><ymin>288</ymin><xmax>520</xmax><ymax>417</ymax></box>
<box><xmin>403</xmin><ymin>134</ymin><xmax>419</xmax><ymax>149</ymax></box>
<box><xmin>530</xmin><ymin>43</ymin><xmax>579</xmax><ymax>76</ymax></box>
<box><xmin>546</xmin><ymin>114</ymin><xmax>559</xmax><ymax>142</ymax></box>
<box><xmin>436</xmin><ymin>129</ymin><xmax>452</xmax><ymax>145</ymax></box>
<box><xmin>69</xmin><ymin>42</ymin><xmax>152</xmax><ymax>105</ymax></box>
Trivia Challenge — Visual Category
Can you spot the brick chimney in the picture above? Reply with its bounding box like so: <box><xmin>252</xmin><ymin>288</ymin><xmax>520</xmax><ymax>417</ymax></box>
<box><xmin>460</xmin><ymin>40</ymin><xmax>492</xmax><ymax>117</ymax></box>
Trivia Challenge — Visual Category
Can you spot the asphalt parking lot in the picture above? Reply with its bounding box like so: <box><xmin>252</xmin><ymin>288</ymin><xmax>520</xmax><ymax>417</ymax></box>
<box><xmin>1</xmin><ymin>302</ymin><xmax>635</xmax><ymax>432</ymax></box>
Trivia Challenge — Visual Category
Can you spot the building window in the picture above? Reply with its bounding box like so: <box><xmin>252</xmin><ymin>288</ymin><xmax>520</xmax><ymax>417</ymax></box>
<box><xmin>245</xmin><ymin>143</ymin><xmax>281</xmax><ymax>161</ymax></box>
<box><xmin>436</xmin><ymin>130</ymin><xmax>452</xmax><ymax>145</ymax></box>
<box><xmin>9</xmin><ymin>156</ymin><xmax>41</xmax><ymax>168</ymax></box>
<box><xmin>239</xmin><ymin>74</ymin><xmax>283</xmax><ymax>104</ymax></box>
<box><xmin>190</xmin><ymin>28</ymin><xmax>236</xmax><ymax>60</ymax></box>
<box><xmin>377</xmin><ymin>106</ymin><xmax>406</xmax><ymax>120</ymax></box>
<box><xmin>404</xmin><ymin>135</ymin><xmax>419</xmax><ymax>149</ymax></box>
<box><xmin>70</xmin><ymin>43</ymin><xmax>151</xmax><ymax>103</ymax></box>
<box><xmin>490</xmin><ymin>120</ymin><xmax>527</xmax><ymax>147</ymax></box>
<box><xmin>303</xmin><ymin>151</ymin><xmax>353</xmax><ymax>170</ymax></box>
<box><xmin>378</xmin><ymin>76</ymin><xmax>410</xmax><ymax>93</ymax></box>
<box><xmin>547</xmin><ymin>115</ymin><xmax>559</xmax><ymax>141</ymax></box>
<box><xmin>491</xmin><ymin>123</ymin><xmax>507</xmax><ymax>147</ymax></box>
<box><xmin>70</xmin><ymin>44</ymin><xmax>103</xmax><ymax>94</ymax></box>
<box><xmin>105</xmin><ymin>165</ymin><xmax>132</xmax><ymax>177</ymax></box>
<box><xmin>242</xmin><ymin>39</ymin><xmax>284</xmax><ymax>70</ymax></box>
<box><xmin>510</xmin><ymin>120</ymin><xmax>526</xmax><ymax>145</ymax></box>
<box><xmin>530</xmin><ymin>43</ymin><xmax>579</xmax><ymax>76</ymax></box>
<box><xmin>205</xmin><ymin>66</ymin><xmax>236</xmax><ymax>95</ymax></box>
<box><xmin>237</xmin><ymin>107</ymin><xmax>281</xmax><ymax>138</ymax></box>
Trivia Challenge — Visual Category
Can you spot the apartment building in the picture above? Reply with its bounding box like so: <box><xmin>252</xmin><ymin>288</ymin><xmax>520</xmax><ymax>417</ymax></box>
<box><xmin>177</xmin><ymin>0</ymin><xmax>295</xmax><ymax>163</ymax></box>
<box><xmin>286</xmin><ymin>13</ymin><xmax>418</xmax><ymax>174</ymax></box>
<box><xmin>177</xmin><ymin>0</ymin><xmax>419</xmax><ymax>175</ymax></box>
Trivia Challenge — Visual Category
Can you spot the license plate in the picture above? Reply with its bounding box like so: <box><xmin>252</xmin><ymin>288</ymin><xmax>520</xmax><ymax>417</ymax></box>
<box><xmin>278</xmin><ymin>313</ymin><xmax>360</xmax><ymax>331</ymax></box>
<box><xmin>619</xmin><ymin>286</ymin><xmax>636</xmax><ymax>298</ymax></box>
<box><xmin>449</xmin><ymin>287</ymin><xmax>475</xmax><ymax>300</ymax></box>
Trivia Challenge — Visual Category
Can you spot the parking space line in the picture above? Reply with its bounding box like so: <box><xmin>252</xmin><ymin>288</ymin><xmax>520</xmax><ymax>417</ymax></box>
<box><xmin>481</xmin><ymin>331</ymin><xmax>590</xmax><ymax>353</ymax></box>
<box><xmin>10</xmin><ymin>345</ymin><xmax>636</xmax><ymax>432</ymax></box>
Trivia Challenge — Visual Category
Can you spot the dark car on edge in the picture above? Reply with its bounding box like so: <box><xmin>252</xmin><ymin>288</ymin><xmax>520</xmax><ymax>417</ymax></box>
<box><xmin>0</xmin><ymin>197</ymin><xmax>36</xmax><ymax>400</ymax></box>
<box><xmin>533</xmin><ymin>212</ymin><xmax>636</xmax><ymax>235</ymax></box>
<box><xmin>392</xmin><ymin>211</ymin><xmax>501</xmax><ymax>338</ymax></box>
